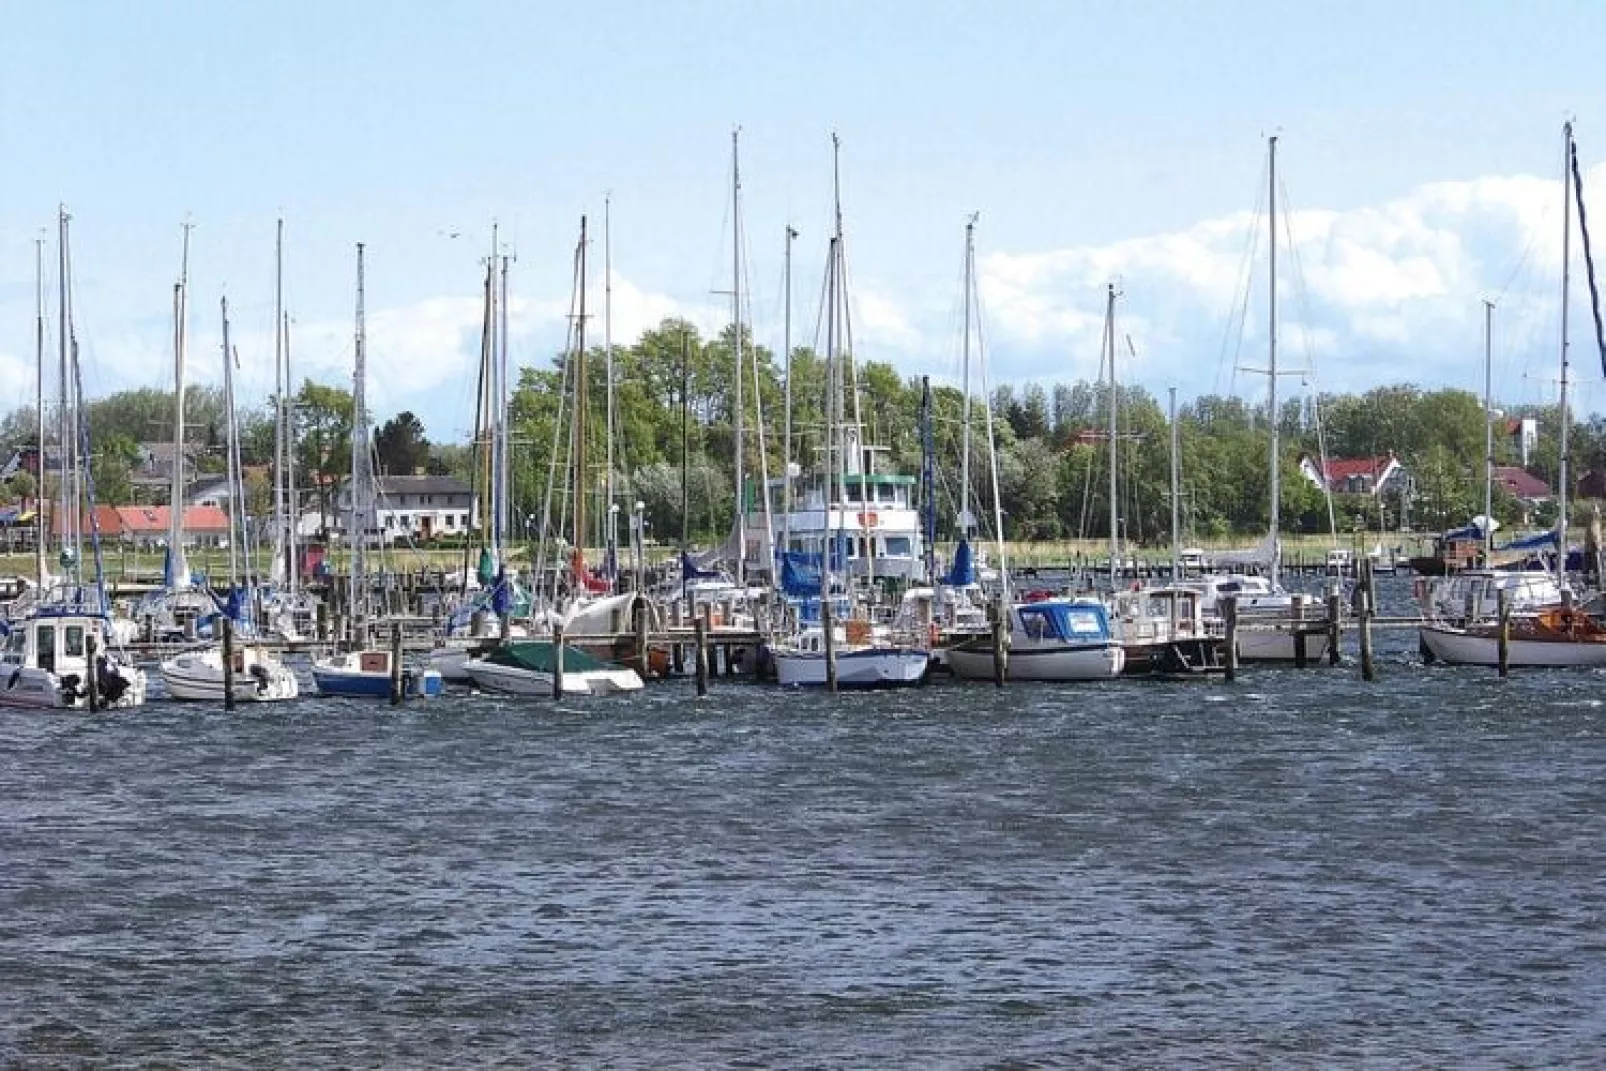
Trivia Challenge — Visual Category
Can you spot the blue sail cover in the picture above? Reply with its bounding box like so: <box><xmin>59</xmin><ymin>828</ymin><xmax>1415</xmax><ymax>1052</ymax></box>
<box><xmin>222</xmin><ymin>586</ymin><xmax>246</xmax><ymax>623</ymax></box>
<box><xmin>162</xmin><ymin>544</ymin><xmax>178</xmax><ymax>589</ymax></box>
<box><xmin>490</xmin><ymin>567</ymin><xmax>513</xmax><ymax>616</ymax></box>
<box><xmin>944</xmin><ymin>536</ymin><xmax>976</xmax><ymax>587</ymax></box>
<box><xmin>780</xmin><ymin>551</ymin><xmax>822</xmax><ymax>598</ymax></box>
<box><xmin>680</xmin><ymin>551</ymin><xmax>722</xmax><ymax>581</ymax></box>
<box><xmin>1497</xmin><ymin>530</ymin><xmax>1560</xmax><ymax>552</ymax></box>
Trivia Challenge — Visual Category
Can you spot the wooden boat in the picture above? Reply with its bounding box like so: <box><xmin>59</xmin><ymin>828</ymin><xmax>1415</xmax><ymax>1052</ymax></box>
<box><xmin>1420</xmin><ymin>606</ymin><xmax>1606</xmax><ymax>667</ymax></box>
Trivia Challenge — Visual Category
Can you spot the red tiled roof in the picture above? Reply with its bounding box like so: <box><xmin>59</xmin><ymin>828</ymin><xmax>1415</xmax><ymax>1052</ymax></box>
<box><xmin>50</xmin><ymin>504</ymin><xmax>232</xmax><ymax>536</ymax></box>
<box><xmin>1492</xmin><ymin>466</ymin><xmax>1550</xmax><ymax>500</ymax></box>
<box><xmin>1319</xmin><ymin>455</ymin><xmax>1393</xmax><ymax>483</ymax></box>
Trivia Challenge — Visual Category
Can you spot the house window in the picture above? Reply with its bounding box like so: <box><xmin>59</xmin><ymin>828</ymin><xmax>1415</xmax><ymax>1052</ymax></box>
<box><xmin>446</xmin><ymin>514</ymin><xmax>455</xmax><ymax>529</ymax></box>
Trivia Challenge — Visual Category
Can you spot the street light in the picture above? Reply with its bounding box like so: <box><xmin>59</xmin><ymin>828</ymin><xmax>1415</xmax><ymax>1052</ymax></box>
<box><xmin>633</xmin><ymin>500</ymin><xmax>646</xmax><ymax>592</ymax></box>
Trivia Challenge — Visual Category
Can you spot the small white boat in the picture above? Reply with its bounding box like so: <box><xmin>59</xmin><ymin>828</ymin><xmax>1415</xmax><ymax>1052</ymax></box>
<box><xmin>160</xmin><ymin>645</ymin><xmax>300</xmax><ymax>702</ymax></box>
<box><xmin>768</xmin><ymin>624</ymin><xmax>930</xmax><ymax>689</ymax></box>
<box><xmin>0</xmin><ymin>609</ymin><xmax>148</xmax><ymax>710</ymax></box>
<box><xmin>946</xmin><ymin>599</ymin><xmax>1125</xmax><ymax>681</ymax></box>
<box><xmin>461</xmin><ymin>640</ymin><xmax>643</xmax><ymax>696</ymax></box>
<box><xmin>312</xmin><ymin>649</ymin><xmax>444</xmax><ymax>699</ymax></box>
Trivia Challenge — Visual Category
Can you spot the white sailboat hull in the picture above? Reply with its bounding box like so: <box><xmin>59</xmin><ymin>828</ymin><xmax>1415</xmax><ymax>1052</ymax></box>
<box><xmin>771</xmin><ymin>645</ymin><xmax>930</xmax><ymax>688</ymax></box>
<box><xmin>160</xmin><ymin>646</ymin><xmax>301</xmax><ymax>702</ymax></box>
<box><xmin>1419</xmin><ymin>624</ymin><xmax>1606</xmax><ymax>668</ymax></box>
<box><xmin>947</xmin><ymin>641</ymin><xmax>1125</xmax><ymax>681</ymax></box>
<box><xmin>460</xmin><ymin>657</ymin><xmax>643</xmax><ymax>697</ymax></box>
<box><xmin>1235</xmin><ymin>627</ymin><xmax>1333</xmax><ymax>663</ymax></box>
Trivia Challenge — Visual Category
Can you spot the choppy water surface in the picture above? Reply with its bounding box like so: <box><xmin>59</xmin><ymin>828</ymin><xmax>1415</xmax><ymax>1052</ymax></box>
<box><xmin>3</xmin><ymin>580</ymin><xmax>1605</xmax><ymax>1066</ymax></box>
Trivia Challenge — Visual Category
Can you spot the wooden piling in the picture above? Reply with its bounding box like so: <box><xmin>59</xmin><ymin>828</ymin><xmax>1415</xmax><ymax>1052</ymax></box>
<box><xmin>821</xmin><ymin>596</ymin><xmax>838</xmax><ymax>694</ymax></box>
<box><xmin>1292</xmin><ymin>594</ymin><xmax>1308</xmax><ymax>669</ymax></box>
<box><xmin>1358</xmin><ymin>564</ymin><xmax>1376</xmax><ymax>682</ymax></box>
<box><xmin>694</xmin><ymin>607</ymin><xmax>710</xmax><ymax>697</ymax></box>
<box><xmin>1223</xmin><ymin>595</ymin><xmax>1238</xmax><ymax>683</ymax></box>
<box><xmin>552</xmin><ymin>623</ymin><xmax>566</xmax><ymax>700</ymax></box>
<box><xmin>222</xmin><ymin>617</ymin><xmax>237</xmax><ymax>711</ymax></box>
<box><xmin>1326</xmin><ymin>586</ymin><xmax>1342</xmax><ymax>666</ymax></box>
<box><xmin>85</xmin><ymin>633</ymin><xmax>100</xmax><ymax>713</ymax></box>
<box><xmin>389</xmin><ymin>622</ymin><xmax>404</xmax><ymax>705</ymax></box>
<box><xmin>1497</xmin><ymin>589</ymin><xmax>1511</xmax><ymax>680</ymax></box>
<box><xmin>634</xmin><ymin>599</ymin><xmax>651</xmax><ymax>680</ymax></box>
<box><xmin>990</xmin><ymin>597</ymin><xmax>1008</xmax><ymax>687</ymax></box>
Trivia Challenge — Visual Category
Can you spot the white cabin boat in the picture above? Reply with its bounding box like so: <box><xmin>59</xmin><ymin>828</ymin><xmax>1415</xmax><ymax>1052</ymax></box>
<box><xmin>0</xmin><ymin>608</ymin><xmax>148</xmax><ymax>710</ymax></box>
<box><xmin>768</xmin><ymin>623</ymin><xmax>930</xmax><ymax>689</ymax></box>
<box><xmin>946</xmin><ymin>599</ymin><xmax>1125</xmax><ymax>681</ymax></box>
<box><xmin>160</xmin><ymin>645</ymin><xmax>300</xmax><ymax>702</ymax></box>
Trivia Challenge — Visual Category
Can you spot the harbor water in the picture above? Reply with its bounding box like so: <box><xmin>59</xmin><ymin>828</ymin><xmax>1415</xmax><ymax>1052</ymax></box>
<box><xmin>3</xmin><ymin>577</ymin><xmax>1604</xmax><ymax>1066</ymax></box>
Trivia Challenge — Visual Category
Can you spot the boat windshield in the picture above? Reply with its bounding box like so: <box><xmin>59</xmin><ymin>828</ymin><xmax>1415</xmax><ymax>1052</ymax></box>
<box><xmin>1020</xmin><ymin>602</ymin><xmax>1110</xmax><ymax>642</ymax></box>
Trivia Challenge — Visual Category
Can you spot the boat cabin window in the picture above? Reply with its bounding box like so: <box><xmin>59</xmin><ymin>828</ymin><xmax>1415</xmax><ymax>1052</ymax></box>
<box><xmin>36</xmin><ymin>625</ymin><xmax>54</xmax><ymax>672</ymax></box>
<box><xmin>64</xmin><ymin>625</ymin><xmax>84</xmax><ymax>658</ymax></box>
<box><xmin>885</xmin><ymin>536</ymin><xmax>912</xmax><ymax>557</ymax></box>
<box><xmin>4</xmin><ymin>628</ymin><xmax>24</xmax><ymax>654</ymax></box>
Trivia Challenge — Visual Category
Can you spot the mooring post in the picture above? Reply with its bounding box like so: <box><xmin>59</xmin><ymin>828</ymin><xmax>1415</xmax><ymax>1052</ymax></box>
<box><xmin>85</xmin><ymin>633</ymin><xmax>100</xmax><ymax>713</ymax></box>
<box><xmin>1326</xmin><ymin>583</ymin><xmax>1343</xmax><ymax>666</ymax></box>
<box><xmin>634</xmin><ymin>598</ymin><xmax>651</xmax><ymax>680</ymax></box>
<box><xmin>990</xmin><ymin>597</ymin><xmax>1008</xmax><ymax>687</ymax></box>
<box><xmin>1497</xmin><ymin>588</ymin><xmax>1511</xmax><ymax>680</ymax></box>
<box><xmin>694</xmin><ymin>606</ymin><xmax>710</xmax><ymax>697</ymax></box>
<box><xmin>552</xmin><ymin>623</ymin><xmax>566</xmax><ymax>700</ymax></box>
<box><xmin>1292</xmin><ymin>594</ymin><xmax>1308</xmax><ymax>669</ymax></box>
<box><xmin>221</xmin><ymin>616</ymin><xmax>237</xmax><ymax>712</ymax></box>
<box><xmin>316</xmin><ymin>601</ymin><xmax>329</xmax><ymax>643</ymax></box>
<box><xmin>1223</xmin><ymin>595</ymin><xmax>1238</xmax><ymax>683</ymax></box>
<box><xmin>1358</xmin><ymin>565</ymin><xmax>1376</xmax><ymax>682</ymax></box>
<box><xmin>821</xmin><ymin>596</ymin><xmax>838</xmax><ymax>694</ymax></box>
<box><xmin>389</xmin><ymin>622</ymin><xmax>404</xmax><ymax>706</ymax></box>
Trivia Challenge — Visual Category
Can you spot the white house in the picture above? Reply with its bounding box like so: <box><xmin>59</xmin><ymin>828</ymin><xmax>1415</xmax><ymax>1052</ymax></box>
<box><xmin>335</xmin><ymin>474</ymin><xmax>478</xmax><ymax>546</ymax></box>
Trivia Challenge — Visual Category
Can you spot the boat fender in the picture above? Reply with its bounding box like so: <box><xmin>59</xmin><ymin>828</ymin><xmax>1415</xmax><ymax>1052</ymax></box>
<box><xmin>927</xmin><ymin>622</ymin><xmax>940</xmax><ymax>648</ymax></box>
<box><xmin>7</xmin><ymin>668</ymin><xmax>18</xmax><ymax>689</ymax></box>
<box><xmin>1412</xmin><ymin>578</ymin><xmax>1426</xmax><ymax>601</ymax></box>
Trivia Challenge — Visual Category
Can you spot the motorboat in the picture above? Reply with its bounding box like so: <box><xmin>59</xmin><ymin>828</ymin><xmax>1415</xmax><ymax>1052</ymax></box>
<box><xmin>946</xmin><ymin>598</ymin><xmax>1125</xmax><ymax>681</ymax></box>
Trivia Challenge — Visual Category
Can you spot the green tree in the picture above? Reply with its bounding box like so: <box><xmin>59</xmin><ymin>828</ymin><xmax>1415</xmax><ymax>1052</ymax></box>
<box><xmin>374</xmin><ymin>411</ymin><xmax>431</xmax><ymax>476</ymax></box>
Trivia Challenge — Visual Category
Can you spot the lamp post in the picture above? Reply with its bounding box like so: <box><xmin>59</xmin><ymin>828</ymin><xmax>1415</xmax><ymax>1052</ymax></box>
<box><xmin>633</xmin><ymin>500</ymin><xmax>646</xmax><ymax>593</ymax></box>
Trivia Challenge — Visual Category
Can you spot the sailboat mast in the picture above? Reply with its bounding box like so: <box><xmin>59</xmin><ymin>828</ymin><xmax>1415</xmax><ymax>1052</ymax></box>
<box><xmin>730</xmin><ymin>130</ymin><xmax>746</xmax><ymax>588</ymax></box>
<box><xmin>221</xmin><ymin>297</ymin><xmax>240</xmax><ymax>585</ymax></box>
<box><xmin>573</xmin><ymin>216</ymin><xmax>589</xmax><ymax>559</ymax></box>
<box><xmin>1483</xmin><ymin>299</ymin><xmax>1495</xmax><ymax>556</ymax></box>
<box><xmin>498</xmin><ymin>249</ymin><xmax>511</xmax><ymax>564</ymax></box>
<box><xmin>34</xmin><ymin>235</ymin><xmax>46</xmax><ymax>589</ymax></box>
<box><xmin>351</xmin><ymin>243</ymin><xmax>369</xmax><ymax>638</ymax></box>
<box><xmin>274</xmin><ymin>218</ymin><xmax>298</xmax><ymax>598</ymax></box>
<box><xmin>960</xmin><ymin>216</ymin><xmax>976</xmax><ymax>535</ymax></box>
<box><xmin>1267</xmin><ymin>135</ymin><xmax>1281</xmax><ymax>585</ymax></box>
<box><xmin>1106</xmin><ymin>283</ymin><xmax>1119</xmax><ymax>589</ymax></box>
<box><xmin>604</xmin><ymin>197</ymin><xmax>617</xmax><ymax>585</ymax></box>
<box><xmin>1558</xmin><ymin>121</ymin><xmax>1574</xmax><ymax>573</ymax></box>
<box><xmin>1169</xmin><ymin>386</ymin><xmax>1180</xmax><ymax>580</ymax></box>
<box><xmin>782</xmin><ymin>224</ymin><xmax>797</xmax><ymax>565</ymax></box>
<box><xmin>168</xmin><ymin>223</ymin><xmax>192</xmax><ymax>585</ymax></box>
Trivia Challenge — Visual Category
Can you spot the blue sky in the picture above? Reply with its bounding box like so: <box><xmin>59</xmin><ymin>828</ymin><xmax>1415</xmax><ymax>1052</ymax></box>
<box><xmin>4</xmin><ymin>0</ymin><xmax>1606</xmax><ymax>444</ymax></box>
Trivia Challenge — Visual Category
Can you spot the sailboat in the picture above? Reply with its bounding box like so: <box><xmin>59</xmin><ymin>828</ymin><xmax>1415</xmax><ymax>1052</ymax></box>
<box><xmin>159</xmin><ymin>278</ymin><xmax>299</xmax><ymax>703</ymax></box>
<box><xmin>768</xmin><ymin>137</ymin><xmax>931</xmax><ymax>689</ymax></box>
<box><xmin>1186</xmin><ymin>136</ymin><xmax>1332</xmax><ymax>663</ymax></box>
<box><xmin>0</xmin><ymin>209</ymin><xmax>147</xmax><ymax>710</ymax></box>
<box><xmin>312</xmin><ymin>244</ymin><xmax>444</xmax><ymax>698</ymax></box>
<box><xmin>1419</xmin><ymin>121</ymin><xmax>1606</xmax><ymax>668</ymax></box>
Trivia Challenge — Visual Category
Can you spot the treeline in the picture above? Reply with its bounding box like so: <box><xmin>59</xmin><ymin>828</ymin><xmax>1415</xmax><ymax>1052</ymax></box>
<box><xmin>4</xmin><ymin>315</ymin><xmax>1603</xmax><ymax>545</ymax></box>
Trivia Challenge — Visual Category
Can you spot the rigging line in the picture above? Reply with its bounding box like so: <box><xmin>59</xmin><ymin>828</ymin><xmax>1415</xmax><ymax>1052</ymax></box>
<box><xmin>1568</xmin><ymin>137</ymin><xmax>1606</xmax><ymax>377</ymax></box>
<box><xmin>1214</xmin><ymin>154</ymin><xmax>1270</xmax><ymax>398</ymax></box>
